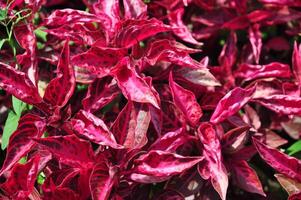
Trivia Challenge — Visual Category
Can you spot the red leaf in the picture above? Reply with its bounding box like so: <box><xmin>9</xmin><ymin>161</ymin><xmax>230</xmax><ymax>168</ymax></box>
<box><xmin>236</xmin><ymin>62</ymin><xmax>291</xmax><ymax>82</ymax></box>
<box><xmin>132</xmin><ymin>150</ymin><xmax>203</xmax><ymax>182</ymax></box>
<box><xmin>71</xmin><ymin>110</ymin><xmax>121</xmax><ymax>149</ymax></box>
<box><xmin>43</xmin><ymin>40</ymin><xmax>75</xmax><ymax>107</ymax></box>
<box><xmin>169</xmin><ymin>73</ymin><xmax>202</xmax><ymax>126</ymax></box>
<box><xmin>0</xmin><ymin>62</ymin><xmax>42</xmax><ymax>105</ymax></box>
<box><xmin>210</xmin><ymin>86</ymin><xmax>256</xmax><ymax>124</ymax></box>
<box><xmin>34</xmin><ymin>135</ymin><xmax>95</xmax><ymax>168</ymax></box>
<box><xmin>71</xmin><ymin>47</ymin><xmax>127</xmax><ymax>78</ymax></box>
<box><xmin>197</xmin><ymin>123</ymin><xmax>228</xmax><ymax>200</ymax></box>
<box><xmin>230</xmin><ymin>160</ymin><xmax>265</xmax><ymax>196</ymax></box>
<box><xmin>82</xmin><ymin>77</ymin><xmax>119</xmax><ymax>113</ymax></box>
<box><xmin>89</xmin><ymin>162</ymin><xmax>116</xmax><ymax>200</ymax></box>
<box><xmin>275</xmin><ymin>174</ymin><xmax>301</xmax><ymax>196</ymax></box>
<box><xmin>112</xmin><ymin>101</ymin><xmax>151</xmax><ymax>149</ymax></box>
<box><xmin>253</xmin><ymin>137</ymin><xmax>301</xmax><ymax>182</ymax></box>
<box><xmin>1</xmin><ymin>156</ymin><xmax>40</xmax><ymax>199</ymax></box>
<box><xmin>111</xmin><ymin>58</ymin><xmax>160</xmax><ymax>108</ymax></box>
<box><xmin>0</xmin><ymin>114</ymin><xmax>45</xmax><ymax>176</ymax></box>
<box><xmin>14</xmin><ymin>23</ymin><xmax>38</xmax><ymax>85</ymax></box>
<box><xmin>115</xmin><ymin>18</ymin><xmax>170</xmax><ymax>48</ymax></box>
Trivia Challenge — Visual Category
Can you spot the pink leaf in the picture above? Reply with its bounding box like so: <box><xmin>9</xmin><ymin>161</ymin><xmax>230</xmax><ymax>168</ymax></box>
<box><xmin>123</xmin><ymin>0</ymin><xmax>147</xmax><ymax>19</ymax></box>
<box><xmin>169</xmin><ymin>73</ymin><xmax>202</xmax><ymax>126</ymax></box>
<box><xmin>236</xmin><ymin>62</ymin><xmax>291</xmax><ymax>82</ymax></box>
<box><xmin>253</xmin><ymin>95</ymin><xmax>301</xmax><ymax>115</ymax></box>
<box><xmin>43</xmin><ymin>40</ymin><xmax>75</xmax><ymax>107</ymax></box>
<box><xmin>197</xmin><ymin>123</ymin><xmax>228</xmax><ymax>200</ymax></box>
<box><xmin>112</xmin><ymin>101</ymin><xmax>151</xmax><ymax>149</ymax></box>
<box><xmin>132</xmin><ymin>150</ymin><xmax>203</xmax><ymax>182</ymax></box>
<box><xmin>249</xmin><ymin>24</ymin><xmax>262</xmax><ymax>64</ymax></box>
<box><xmin>253</xmin><ymin>137</ymin><xmax>301</xmax><ymax>182</ymax></box>
<box><xmin>111</xmin><ymin>58</ymin><xmax>160</xmax><ymax>108</ymax></box>
<box><xmin>293</xmin><ymin>42</ymin><xmax>301</xmax><ymax>85</ymax></box>
<box><xmin>210</xmin><ymin>86</ymin><xmax>256</xmax><ymax>124</ymax></box>
<box><xmin>168</xmin><ymin>8</ymin><xmax>202</xmax><ymax>45</ymax></box>
<box><xmin>114</xmin><ymin>18</ymin><xmax>170</xmax><ymax>48</ymax></box>
<box><xmin>71</xmin><ymin>110</ymin><xmax>121</xmax><ymax>149</ymax></box>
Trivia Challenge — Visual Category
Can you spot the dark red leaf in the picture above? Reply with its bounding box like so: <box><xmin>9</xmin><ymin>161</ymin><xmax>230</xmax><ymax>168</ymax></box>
<box><xmin>89</xmin><ymin>162</ymin><xmax>116</xmax><ymax>200</ymax></box>
<box><xmin>0</xmin><ymin>114</ymin><xmax>45</xmax><ymax>176</ymax></box>
<box><xmin>43</xmin><ymin>40</ymin><xmax>75</xmax><ymax>107</ymax></box>
<box><xmin>0</xmin><ymin>62</ymin><xmax>42</xmax><ymax>105</ymax></box>
<box><xmin>34</xmin><ymin>135</ymin><xmax>95</xmax><ymax>168</ymax></box>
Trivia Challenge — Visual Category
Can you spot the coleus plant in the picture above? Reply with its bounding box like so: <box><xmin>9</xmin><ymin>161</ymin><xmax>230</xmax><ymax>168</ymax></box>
<box><xmin>1</xmin><ymin>0</ymin><xmax>301</xmax><ymax>200</ymax></box>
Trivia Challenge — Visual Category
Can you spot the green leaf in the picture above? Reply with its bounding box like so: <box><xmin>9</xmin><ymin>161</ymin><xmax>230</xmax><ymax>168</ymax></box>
<box><xmin>34</xmin><ymin>27</ymin><xmax>47</xmax><ymax>42</ymax></box>
<box><xmin>19</xmin><ymin>156</ymin><xmax>27</xmax><ymax>164</ymax></box>
<box><xmin>0</xmin><ymin>39</ymin><xmax>6</xmax><ymax>50</ymax></box>
<box><xmin>287</xmin><ymin>140</ymin><xmax>301</xmax><ymax>155</ymax></box>
<box><xmin>37</xmin><ymin>172</ymin><xmax>46</xmax><ymax>185</ymax></box>
<box><xmin>0</xmin><ymin>9</ymin><xmax>7</xmax><ymax>21</ymax></box>
<box><xmin>1</xmin><ymin>110</ymin><xmax>20</xmax><ymax>150</ymax></box>
<box><xmin>12</xmin><ymin>96</ymin><xmax>27</xmax><ymax>116</ymax></box>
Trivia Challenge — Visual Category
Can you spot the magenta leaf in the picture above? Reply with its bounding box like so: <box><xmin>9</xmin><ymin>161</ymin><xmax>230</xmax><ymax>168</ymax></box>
<box><xmin>1</xmin><ymin>156</ymin><xmax>40</xmax><ymax>199</ymax></box>
<box><xmin>14</xmin><ymin>23</ymin><xmax>38</xmax><ymax>85</ymax></box>
<box><xmin>114</xmin><ymin>18</ymin><xmax>170</xmax><ymax>48</ymax></box>
<box><xmin>197</xmin><ymin>123</ymin><xmax>228</xmax><ymax>200</ymax></box>
<box><xmin>149</xmin><ymin>128</ymin><xmax>194</xmax><ymax>152</ymax></box>
<box><xmin>236</xmin><ymin>62</ymin><xmax>291</xmax><ymax>82</ymax></box>
<box><xmin>145</xmin><ymin>39</ymin><xmax>203</xmax><ymax>69</ymax></box>
<box><xmin>112</xmin><ymin>101</ymin><xmax>150</xmax><ymax>149</ymax></box>
<box><xmin>71</xmin><ymin>110</ymin><xmax>121</xmax><ymax>149</ymax></box>
<box><xmin>131</xmin><ymin>150</ymin><xmax>203</xmax><ymax>182</ymax></box>
<box><xmin>293</xmin><ymin>42</ymin><xmax>301</xmax><ymax>85</ymax></box>
<box><xmin>168</xmin><ymin>8</ymin><xmax>202</xmax><ymax>45</ymax></box>
<box><xmin>82</xmin><ymin>77</ymin><xmax>119</xmax><ymax>113</ymax></box>
<box><xmin>71</xmin><ymin>47</ymin><xmax>127</xmax><ymax>78</ymax></box>
<box><xmin>0</xmin><ymin>114</ymin><xmax>46</xmax><ymax>176</ymax></box>
<box><xmin>169</xmin><ymin>73</ymin><xmax>202</xmax><ymax>126</ymax></box>
<box><xmin>230</xmin><ymin>160</ymin><xmax>265</xmax><ymax>196</ymax></box>
<box><xmin>111</xmin><ymin>58</ymin><xmax>160</xmax><ymax>108</ymax></box>
<box><xmin>89</xmin><ymin>162</ymin><xmax>116</xmax><ymax>200</ymax></box>
<box><xmin>249</xmin><ymin>24</ymin><xmax>262</xmax><ymax>64</ymax></box>
<box><xmin>43</xmin><ymin>40</ymin><xmax>75</xmax><ymax>108</ymax></box>
<box><xmin>210</xmin><ymin>86</ymin><xmax>256</xmax><ymax>124</ymax></box>
<box><xmin>253</xmin><ymin>138</ymin><xmax>301</xmax><ymax>182</ymax></box>
<box><xmin>253</xmin><ymin>95</ymin><xmax>301</xmax><ymax>115</ymax></box>
<box><xmin>34</xmin><ymin>135</ymin><xmax>95</xmax><ymax>168</ymax></box>
<box><xmin>123</xmin><ymin>0</ymin><xmax>147</xmax><ymax>19</ymax></box>
<box><xmin>0</xmin><ymin>62</ymin><xmax>42</xmax><ymax>105</ymax></box>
